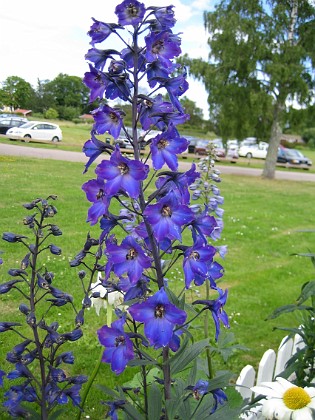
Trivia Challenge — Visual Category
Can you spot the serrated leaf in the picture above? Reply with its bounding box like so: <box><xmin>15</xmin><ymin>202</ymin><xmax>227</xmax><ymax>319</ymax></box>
<box><xmin>148</xmin><ymin>382</ymin><xmax>162</xmax><ymax>420</ymax></box>
<box><xmin>170</xmin><ymin>338</ymin><xmax>210</xmax><ymax>374</ymax></box>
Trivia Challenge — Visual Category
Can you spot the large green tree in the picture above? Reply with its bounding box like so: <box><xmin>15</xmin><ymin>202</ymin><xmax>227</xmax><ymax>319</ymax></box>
<box><xmin>0</xmin><ymin>76</ymin><xmax>34</xmax><ymax>111</ymax></box>
<box><xmin>184</xmin><ymin>0</ymin><xmax>315</xmax><ymax>178</ymax></box>
<box><xmin>43</xmin><ymin>74</ymin><xmax>90</xmax><ymax>119</ymax></box>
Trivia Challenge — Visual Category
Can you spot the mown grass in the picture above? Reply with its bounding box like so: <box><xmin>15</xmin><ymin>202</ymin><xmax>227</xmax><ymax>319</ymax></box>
<box><xmin>0</xmin><ymin>154</ymin><xmax>314</xmax><ymax>418</ymax></box>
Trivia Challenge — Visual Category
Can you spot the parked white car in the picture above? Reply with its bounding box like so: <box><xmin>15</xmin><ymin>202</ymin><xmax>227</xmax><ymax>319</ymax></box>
<box><xmin>238</xmin><ymin>142</ymin><xmax>268</xmax><ymax>159</ymax></box>
<box><xmin>6</xmin><ymin>121</ymin><xmax>62</xmax><ymax>142</ymax></box>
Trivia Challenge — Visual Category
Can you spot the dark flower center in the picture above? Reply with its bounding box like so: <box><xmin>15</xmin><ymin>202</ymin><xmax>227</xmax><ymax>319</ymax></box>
<box><xmin>152</xmin><ymin>40</ymin><xmax>164</xmax><ymax>54</ymax></box>
<box><xmin>115</xmin><ymin>335</ymin><xmax>126</xmax><ymax>347</ymax></box>
<box><xmin>158</xmin><ymin>139</ymin><xmax>169</xmax><ymax>149</ymax></box>
<box><xmin>118</xmin><ymin>163</ymin><xmax>129</xmax><ymax>174</ymax></box>
<box><xmin>126</xmin><ymin>248</ymin><xmax>138</xmax><ymax>260</ymax></box>
<box><xmin>161</xmin><ymin>205</ymin><xmax>172</xmax><ymax>217</ymax></box>
<box><xmin>155</xmin><ymin>304</ymin><xmax>165</xmax><ymax>318</ymax></box>
<box><xmin>193</xmin><ymin>390</ymin><xmax>201</xmax><ymax>400</ymax></box>
<box><xmin>109</xmin><ymin>112</ymin><xmax>118</xmax><ymax>122</ymax></box>
<box><xmin>144</xmin><ymin>99</ymin><xmax>153</xmax><ymax>109</ymax></box>
<box><xmin>96</xmin><ymin>188</ymin><xmax>105</xmax><ymax>200</ymax></box>
<box><xmin>127</xmin><ymin>4</ymin><xmax>139</xmax><ymax>17</ymax></box>
<box><xmin>191</xmin><ymin>251</ymin><xmax>200</xmax><ymax>260</ymax></box>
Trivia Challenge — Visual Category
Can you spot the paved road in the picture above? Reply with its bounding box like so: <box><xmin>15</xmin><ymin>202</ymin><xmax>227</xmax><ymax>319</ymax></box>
<box><xmin>1</xmin><ymin>142</ymin><xmax>315</xmax><ymax>182</ymax></box>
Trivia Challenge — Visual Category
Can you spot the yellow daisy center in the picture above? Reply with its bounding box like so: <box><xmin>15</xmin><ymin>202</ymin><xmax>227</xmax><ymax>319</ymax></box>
<box><xmin>283</xmin><ymin>386</ymin><xmax>311</xmax><ymax>410</ymax></box>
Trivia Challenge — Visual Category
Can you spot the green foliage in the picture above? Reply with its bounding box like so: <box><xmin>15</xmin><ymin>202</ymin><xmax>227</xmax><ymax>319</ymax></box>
<box><xmin>183</xmin><ymin>0</ymin><xmax>315</xmax><ymax>177</ymax></box>
<box><xmin>302</xmin><ymin>127</ymin><xmax>315</xmax><ymax>148</ymax></box>
<box><xmin>266</xmin><ymin>233</ymin><xmax>315</xmax><ymax>387</ymax></box>
<box><xmin>44</xmin><ymin>107</ymin><xmax>59</xmax><ymax>119</ymax></box>
<box><xmin>0</xmin><ymin>76</ymin><xmax>34</xmax><ymax>109</ymax></box>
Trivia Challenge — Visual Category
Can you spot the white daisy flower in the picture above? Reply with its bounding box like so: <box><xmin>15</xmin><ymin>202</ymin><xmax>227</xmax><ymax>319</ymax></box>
<box><xmin>251</xmin><ymin>377</ymin><xmax>315</xmax><ymax>419</ymax></box>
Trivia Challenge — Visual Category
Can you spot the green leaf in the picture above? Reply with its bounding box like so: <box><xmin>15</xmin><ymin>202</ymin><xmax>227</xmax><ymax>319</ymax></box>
<box><xmin>96</xmin><ymin>384</ymin><xmax>120</xmax><ymax>399</ymax></box>
<box><xmin>297</xmin><ymin>280</ymin><xmax>315</xmax><ymax>304</ymax></box>
<box><xmin>266</xmin><ymin>304</ymin><xmax>312</xmax><ymax>320</ymax></box>
<box><xmin>209</xmin><ymin>332</ymin><xmax>249</xmax><ymax>362</ymax></box>
<box><xmin>127</xmin><ymin>358</ymin><xmax>157</xmax><ymax>367</ymax></box>
<box><xmin>148</xmin><ymin>382</ymin><xmax>162</xmax><ymax>420</ymax></box>
<box><xmin>170</xmin><ymin>338</ymin><xmax>210</xmax><ymax>375</ymax></box>
<box><xmin>123</xmin><ymin>402</ymin><xmax>145</xmax><ymax>420</ymax></box>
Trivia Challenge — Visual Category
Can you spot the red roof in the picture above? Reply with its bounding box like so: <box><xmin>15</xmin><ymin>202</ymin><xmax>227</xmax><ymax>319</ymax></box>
<box><xmin>14</xmin><ymin>108</ymin><xmax>32</xmax><ymax>116</ymax></box>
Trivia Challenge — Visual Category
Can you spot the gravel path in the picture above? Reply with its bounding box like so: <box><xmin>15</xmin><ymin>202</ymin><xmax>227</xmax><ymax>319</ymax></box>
<box><xmin>1</xmin><ymin>143</ymin><xmax>315</xmax><ymax>182</ymax></box>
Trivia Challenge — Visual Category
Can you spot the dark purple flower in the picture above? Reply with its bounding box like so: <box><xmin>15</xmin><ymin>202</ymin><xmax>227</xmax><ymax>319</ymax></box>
<box><xmin>207</xmin><ymin>261</ymin><xmax>224</xmax><ymax>287</ymax></box>
<box><xmin>60</xmin><ymin>329</ymin><xmax>83</xmax><ymax>342</ymax></box>
<box><xmin>183</xmin><ymin>240</ymin><xmax>216</xmax><ymax>289</ymax></box>
<box><xmin>55</xmin><ymin>352</ymin><xmax>75</xmax><ymax>366</ymax></box>
<box><xmin>82</xmin><ymin>177</ymin><xmax>110</xmax><ymax>225</ymax></box>
<box><xmin>189</xmin><ymin>379</ymin><xmax>209</xmax><ymax>399</ymax></box>
<box><xmin>82</xmin><ymin>131</ymin><xmax>114</xmax><ymax>173</ymax></box>
<box><xmin>155</xmin><ymin>164</ymin><xmax>200</xmax><ymax>205</ymax></box>
<box><xmin>151</xmin><ymin>6</ymin><xmax>176</xmax><ymax>29</ymax></box>
<box><xmin>120</xmin><ymin>276</ymin><xmax>150</xmax><ymax>301</ymax></box>
<box><xmin>2</xmin><ymin>233</ymin><xmax>27</xmax><ymax>243</ymax></box>
<box><xmin>7</xmin><ymin>363</ymin><xmax>31</xmax><ymax>380</ymax></box>
<box><xmin>88</xmin><ymin>18</ymin><xmax>121</xmax><ymax>46</ymax></box>
<box><xmin>95</xmin><ymin>146</ymin><xmax>149</xmax><ymax>199</ymax></box>
<box><xmin>150</xmin><ymin>124</ymin><xmax>188</xmax><ymax>171</ymax></box>
<box><xmin>97</xmin><ymin>317</ymin><xmax>134</xmax><ymax>375</ymax></box>
<box><xmin>0</xmin><ymin>322</ymin><xmax>21</xmax><ymax>333</ymax></box>
<box><xmin>105</xmin><ymin>73</ymin><xmax>133</xmax><ymax>101</ymax></box>
<box><xmin>64</xmin><ymin>384</ymin><xmax>82</xmax><ymax>407</ymax></box>
<box><xmin>49</xmin><ymin>244</ymin><xmax>62</xmax><ymax>255</ymax></box>
<box><xmin>128</xmin><ymin>287</ymin><xmax>187</xmax><ymax>349</ymax></box>
<box><xmin>104</xmin><ymin>400</ymin><xmax>125</xmax><ymax>420</ymax></box>
<box><xmin>193</xmin><ymin>288</ymin><xmax>229</xmax><ymax>341</ymax></box>
<box><xmin>85</xmin><ymin>48</ymin><xmax>119</xmax><ymax>71</ymax></box>
<box><xmin>51</xmin><ymin>368</ymin><xmax>67</xmax><ymax>383</ymax></box>
<box><xmin>190</xmin><ymin>207</ymin><xmax>218</xmax><ymax>243</ymax></box>
<box><xmin>0</xmin><ymin>279</ymin><xmax>23</xmax><ymax>294</ymax></box>
<box><xmin>146</xmin><ymin>60</ymin><xmax>173</xmax><ymax>88</ymax></box>
<box><xmin>138</xmin><ymin>94</ymin><xmax>173</xmax><ymax>130</ymax></box>
<box><xmin>144</xmin><ymin>192</ymin><xmax>194</xmax><ymax>242</ymax></box>
<box><xmin>145</xmin><ymin>30</ymin><xmax>181</xmax><ymax>67</ymax></box>
<box><xmin>83</xmin><ymin>65</ymin><xmax>109</xmax><ymax>102</ymax></box>
<box><xmin>121</xmin><ymin>47</ymin><xmax>146</xmax><ymax>71</ymax></box>
<box><xmin>115</xmin><ymin>0</ymin><xmax>145</xmax><ymax>26</ymax></box>
<box><xmin>210</xmin><ymin>388</ymin><xmax>228</xmax><ymax>414</ymax></box>
<box><xmin>106</xmin><ymin>236</ymin><xmax>151</xmax><ymax>284</ymax></box>
<box><xmin>92</xmin><ymin>105</ymin><xmax>123</xmax><ymax>139</ymax></box>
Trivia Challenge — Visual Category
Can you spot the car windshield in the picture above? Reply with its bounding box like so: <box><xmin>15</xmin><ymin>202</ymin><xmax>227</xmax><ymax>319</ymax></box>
<box><xmin>290</xmin><ymin>150</ymin><xmax>304</xmax><ymax>158</ymax></box>
<box><xmin>19</xmin><ymin>122</ymin><xmax>34</xmax><ymax>128</ymax></box>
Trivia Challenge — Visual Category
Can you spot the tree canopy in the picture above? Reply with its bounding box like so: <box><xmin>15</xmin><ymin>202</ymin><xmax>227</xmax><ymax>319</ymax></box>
<box><xmin>183</xmin><ymin>0</ymin><xmax>315</xmax><ymax>178</ymax></box>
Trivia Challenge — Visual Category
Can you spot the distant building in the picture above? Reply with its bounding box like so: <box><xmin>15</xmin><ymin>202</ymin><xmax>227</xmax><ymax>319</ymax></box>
<box><xmin>14</xmin><ymin>108</ymin><xmax>32</xmax><ymax>117</ymax></box>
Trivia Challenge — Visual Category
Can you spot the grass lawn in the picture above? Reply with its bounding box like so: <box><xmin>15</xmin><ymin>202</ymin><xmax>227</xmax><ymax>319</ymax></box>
<box><xmin>0</xmin><ymin>154</ymin><xmax>314</xmax><ymax>418</ymax></box>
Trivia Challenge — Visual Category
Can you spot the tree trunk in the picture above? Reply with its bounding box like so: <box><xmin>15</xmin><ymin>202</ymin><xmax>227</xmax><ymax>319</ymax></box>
<box><xmin>262</xmin><ymin>100</ymin><xmax>284</xmax><ymax>179</ymax></box>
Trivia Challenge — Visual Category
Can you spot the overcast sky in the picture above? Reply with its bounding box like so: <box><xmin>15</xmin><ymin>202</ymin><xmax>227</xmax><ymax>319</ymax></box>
<box><xmin>0</xmin><ymin>0</ymin><xmax>215</xmax><ymax>118</ymax></box>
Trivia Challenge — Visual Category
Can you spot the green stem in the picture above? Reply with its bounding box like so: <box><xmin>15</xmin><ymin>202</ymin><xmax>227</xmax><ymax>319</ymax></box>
<box><xmin>76</xmin><ymin>346</ymin><xmax>103</xmax><ymax>420</ymax></box>
<box><xmin>204</xmin><ymin>281</ymin><xmax>214</xmax><ymax>379</ymax></box>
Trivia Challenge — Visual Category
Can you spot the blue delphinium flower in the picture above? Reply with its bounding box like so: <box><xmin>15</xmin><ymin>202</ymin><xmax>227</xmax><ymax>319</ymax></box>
<box><xmin>187</xmin><ymin>380</ymin><xmax>227</xmax><ymax>414</ymax></box>
<box><xmin>82</xmin><ymin>177</ymin><xmax>110</xmax><ymax>225</ymax></box>
<box><xmin>97</xmin><ymin>317</ymin><xmax>134</xmax><ymax>374</ymax></box>
<box><xmin>106</xmin><ymin>236</ymin><xmax>151</xmax><ymax>284</ymax></box>
<box><xmin>150</xmin><ymin>124</ymin><xmax>188</xmax><ymax>171</ymax></box>
<box><xmin>82</xmin><ymin>131</ymin><xmax>114</xmax><ymax>173</ymax></box>
<box><xmin>88</xmin><ymin>18</ymin><xmax>121</xmax><ymax>46</ymax></box>
<box><xmin>183</xmin><ymin>239</ymin><xmax>216</xmax><ymax>289</ymax></box>
<box><xmin>193</xmin><ymin>288</ymin><xmax>229</xmax><ymax>341</ymax></box>
<box><xmin>96</xmin><ymin>147</ymin><xmax>149</xmax><ymax>199</ymax></box>
<box><xmin>92</xmin><ymin>105</ymin><xmax>124</xmax><ymax>139</ymax></box>
<box><xmin>115</xmin><ymin>0</ymin><xmax>146</xmax><ymax>26</ymax></box>
<box><xmin>144</xmin><ymin>192</ymin><xmax>194</xmax><ymax>242</ymax></box>
<box><xmin>128</xmin><ymin>287</ymin><xmax>187</xmax><ymax>349</ymax></box>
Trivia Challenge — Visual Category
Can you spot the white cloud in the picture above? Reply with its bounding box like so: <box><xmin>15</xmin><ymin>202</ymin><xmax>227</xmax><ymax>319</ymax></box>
<box><xmin>0</xmin><ymin>0</ymin><xmax>211</xmax><ymax>117</ymax></box>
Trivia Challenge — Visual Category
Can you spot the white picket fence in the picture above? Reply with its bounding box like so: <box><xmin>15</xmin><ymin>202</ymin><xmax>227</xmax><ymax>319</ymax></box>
<box><xmin>236</xmin><ymin>333</ymin><xmax>306</xmax><ymax>419</ymax></box>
